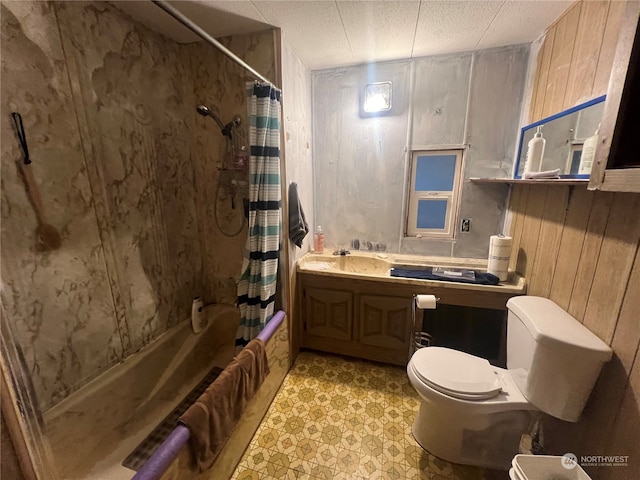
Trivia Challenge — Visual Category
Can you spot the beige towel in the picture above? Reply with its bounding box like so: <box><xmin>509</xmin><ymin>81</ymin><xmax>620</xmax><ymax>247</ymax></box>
<box><xmin>179</xmin><ymin>339</ymin><xmax>270</xmax><ymax>471</ymax></box>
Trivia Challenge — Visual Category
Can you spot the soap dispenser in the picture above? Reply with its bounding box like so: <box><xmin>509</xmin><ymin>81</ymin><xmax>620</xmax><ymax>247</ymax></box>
<box><xmin>191</xmin><ymin>297</ymin><xmax>206</xmax><ymax>333</ymax></box>
<box><xmin>524</xmin><ymin>125</ymin><xmax>546</xmax><ymax>173</ymax></box>
<box><xmin>578</xmin><ymin>124</ymin><xmax>600</xmax><ymax>175</ymax></box>
<box><xmin>313</xmin><ymin>226</ymin><xmax>325</xmax><ymax>253</ymax></box>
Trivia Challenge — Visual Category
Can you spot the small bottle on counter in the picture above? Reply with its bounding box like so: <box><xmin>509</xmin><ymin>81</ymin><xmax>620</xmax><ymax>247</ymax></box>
<box><xmin>191</xmin><ymin>297</ymin><xmax>205</xmax><ymax>333</ymax></box>
<box><xmin>313</xmin><ymin>226</ymin><xmax>325</xmax><ymax>253</ymax></box>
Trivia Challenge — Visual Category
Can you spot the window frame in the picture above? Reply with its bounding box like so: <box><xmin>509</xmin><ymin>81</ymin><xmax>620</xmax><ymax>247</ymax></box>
<box><xmin>405</xmin><ymin>149</ymin><xmax>464</xmax><ymax>239</ymax></box>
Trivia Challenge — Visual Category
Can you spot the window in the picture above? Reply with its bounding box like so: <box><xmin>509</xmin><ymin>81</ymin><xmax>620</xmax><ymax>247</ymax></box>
<box><xmin>406</xmin><ymin>149</ymin><xmax>463</xmax><ymax>239</ymax></box>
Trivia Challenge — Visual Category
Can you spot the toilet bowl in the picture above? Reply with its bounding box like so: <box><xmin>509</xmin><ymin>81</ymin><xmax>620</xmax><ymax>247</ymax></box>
<box><xmin>407</xmin><ymin>347</ymin><xmax>537</xmax><ymax>469</ymax></box>
<box><xmin>407</xmin><ymin>296</ymin><xmax>612</xmax><ymax>470</ymax></box>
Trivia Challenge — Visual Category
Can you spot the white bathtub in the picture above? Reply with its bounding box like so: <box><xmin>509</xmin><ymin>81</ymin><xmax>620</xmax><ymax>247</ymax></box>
<box><xmin>43</xmin><ymin>304</ymin><xmax>239</xmax><ymax>480</ymax></box>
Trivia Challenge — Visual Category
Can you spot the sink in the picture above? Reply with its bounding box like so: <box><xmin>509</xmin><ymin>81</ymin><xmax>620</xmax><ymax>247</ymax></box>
<box><xmin>300</xmin><ymin>254</ymin><xmax>390</xmax><ymax>275</ymax></box>
<box><xmin>334</xmin><ymin>255</ymin><xmax>390</xmax><ymax>275</ymax></box>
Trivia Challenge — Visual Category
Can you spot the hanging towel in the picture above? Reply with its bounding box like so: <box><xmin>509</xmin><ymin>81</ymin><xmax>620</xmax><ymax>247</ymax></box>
<box><xmin>288</xmin><ymin>182</ymin><xmax>308</xmax><ymax>248</ymax></box>
<box><xmin>179</xmin><ymin>338</ymin><xmax>270</xmax><ymax>472</ymax></box>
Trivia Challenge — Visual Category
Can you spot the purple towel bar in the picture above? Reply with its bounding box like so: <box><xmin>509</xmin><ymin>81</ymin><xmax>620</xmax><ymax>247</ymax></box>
<box><xmin>132</xmin><ymin>310</ymin><xmax>286</xmax><ymax>480</ymax></box>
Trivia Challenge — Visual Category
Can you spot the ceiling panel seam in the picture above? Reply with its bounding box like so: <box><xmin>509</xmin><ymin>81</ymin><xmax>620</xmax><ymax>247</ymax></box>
<box><xmin>334</xmin><ymin>0</ymin><xmax>355</xmax><ymax>63</ymax></box>
<box><xmin>474</xmin><ymin>0</ymin><xmax>507</xmax><ymax>49</ymax></box>
<box><xmin>249</xmin><ymin>1</ymin><xmax>270</xmax><ymax>24</ymax></box>
<box><xmin>410</xmin><ymin>0</ymin><xmax>423</xmax><ymax>58</ymax></box>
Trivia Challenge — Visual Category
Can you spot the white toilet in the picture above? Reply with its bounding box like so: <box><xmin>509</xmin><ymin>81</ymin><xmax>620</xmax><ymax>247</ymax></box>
<box><xmin>407</xmin><ymin>296</ymin><xmax>612</xmax><ymax>470</ymax></box>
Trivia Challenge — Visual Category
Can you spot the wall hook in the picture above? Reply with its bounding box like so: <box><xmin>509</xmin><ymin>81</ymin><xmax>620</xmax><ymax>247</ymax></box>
<box><xmin>10</xmin><ymin>112</ymin><xmax>31</xmax><ymax>165</ymax></box>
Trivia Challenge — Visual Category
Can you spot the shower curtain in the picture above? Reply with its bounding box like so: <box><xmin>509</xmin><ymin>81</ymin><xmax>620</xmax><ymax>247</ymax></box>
<box><xmin>236</xmin><ymin>82</ymin><xmax>282</xmax><ymax>348</ymax></box>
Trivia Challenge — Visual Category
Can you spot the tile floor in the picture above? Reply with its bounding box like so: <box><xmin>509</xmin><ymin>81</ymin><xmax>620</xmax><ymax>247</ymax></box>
<box><xmin>232</xmin><ymin>350</ymin><xmax>501</xmax><ymax>479</ymax></box>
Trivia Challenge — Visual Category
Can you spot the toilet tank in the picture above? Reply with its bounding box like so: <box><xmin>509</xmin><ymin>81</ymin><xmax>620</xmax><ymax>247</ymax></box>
<box><xmin>506</xmin><ymin>296</ymin><xmax>612</xmax><ymax>422</ymax></box>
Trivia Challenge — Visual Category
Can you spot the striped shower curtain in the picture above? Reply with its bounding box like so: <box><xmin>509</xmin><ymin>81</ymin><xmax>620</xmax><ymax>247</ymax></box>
<box><xmin>236</xmin><ymin>82</ymin><xmax>282</xmax><ymax>348</ymax></box>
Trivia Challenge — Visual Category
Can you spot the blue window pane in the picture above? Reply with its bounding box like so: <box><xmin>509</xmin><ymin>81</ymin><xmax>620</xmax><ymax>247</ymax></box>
<box><xmin>416</xmin><ymin>199</ymin><xmax>448</xmax><ymax>229</ymax></box>
<box><xmin>569</xmin><ymin>149</ymin><xmax>582</xmax><ymax>175</ymax></box>
<box><xmin>415</xmin><ymin>154</ymin><xmax>457</xmax><ymax>191</ymax></box>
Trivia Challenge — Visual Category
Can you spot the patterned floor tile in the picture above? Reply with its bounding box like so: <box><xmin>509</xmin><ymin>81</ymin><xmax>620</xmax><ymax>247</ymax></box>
<box><xmin>232</xmin><ymin>350</ymin><xmax>493</xmax><ymax>480</ymax></box>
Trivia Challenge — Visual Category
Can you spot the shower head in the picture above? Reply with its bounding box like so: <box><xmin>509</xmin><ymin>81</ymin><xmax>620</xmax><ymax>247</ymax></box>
<box><xmin>196</xmin><ymin>105</ymin><xmax>212</xmax><ymax>116</ymax></box>
<box><xmin>196</xmin><ymin>105</ymin><xmax>242</xmax><ymax>140</ymax></box>
<box><xmin>196</xmin><ymin>104</ymin><xmax>226</xmax><ymax>132</ymax></box>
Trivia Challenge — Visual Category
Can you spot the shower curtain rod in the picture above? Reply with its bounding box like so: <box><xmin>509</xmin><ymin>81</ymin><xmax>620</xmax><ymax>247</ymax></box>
<box><xmin>151</xmin><ymin>0</ymin><xmax>272</xmax><ymax>85</ymax></box>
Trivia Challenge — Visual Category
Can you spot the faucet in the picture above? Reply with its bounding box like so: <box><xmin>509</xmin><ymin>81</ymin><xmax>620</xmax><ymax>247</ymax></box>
<box><xmin>333</xmin><ymin>248</ymin><xmax>350</xmax><ymax>256</ymax></box>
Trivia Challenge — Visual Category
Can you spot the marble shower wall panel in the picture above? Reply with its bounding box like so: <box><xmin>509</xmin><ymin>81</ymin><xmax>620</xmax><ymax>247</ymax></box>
<box><xmin>0</xmin><ymin>1</ymin><xmax>121</xmax><ymax>410</ymax></box>
<box><xmin>186</xmin><ymin>29</ymin><xmax>276</xmax><ymax>305</ymax></box>
<box><xmin>313</xmin><ymin>61</ymin><xmax>412</xmax><ymax>252</ymax></box>
<box><xmin>55</xmin><ymin>1</ymin><xmax>203</xmax><ymax>352</ymax></box>
<box><xmin>411</xmin><ymin>54</ymin><xmax>472</xmax><ymax>147</ymax></box>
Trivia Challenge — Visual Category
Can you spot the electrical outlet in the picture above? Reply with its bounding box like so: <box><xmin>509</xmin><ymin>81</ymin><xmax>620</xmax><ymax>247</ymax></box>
<box><xmin>461</xmin><ymin>218</ymin><xmax>471</xmax><ymax>232</ymax></box>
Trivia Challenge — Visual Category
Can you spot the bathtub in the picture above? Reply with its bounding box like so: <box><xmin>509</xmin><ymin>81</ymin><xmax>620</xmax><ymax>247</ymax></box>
<box><xmin>43</xmin><ymin>304</ymin><xmax>240</xmax><ymax>480</ymax></box>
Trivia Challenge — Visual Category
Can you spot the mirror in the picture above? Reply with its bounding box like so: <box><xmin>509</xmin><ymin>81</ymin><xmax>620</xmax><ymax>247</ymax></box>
<box><xmin>514</xmin><ymin>95</ymin><xmax>606</xmax><ymax>178</ymax></box>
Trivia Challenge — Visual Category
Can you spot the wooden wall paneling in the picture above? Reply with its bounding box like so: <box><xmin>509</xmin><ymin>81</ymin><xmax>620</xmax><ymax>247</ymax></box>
<box><xmin>527</xmin><ymin>186</ymin><xmax>570</xmax><ymax>296</ymax></box>
<box><xmin>515</xmin><ymin>186</ymin><xmax>548</xmax><ymax>278</ymax></box>
<box><xmin>600</xmin><ymin>350</ymin><xmax>640</xmax><ymax>479</ymax></box>
<box><xmin>592</xmin><ymin>0</ymin><xmax>626</xmax><ymax>96</ymax></box>
<box><xmin>610</xmin><ymin>246</ymin><xmax>640</xmax><ymax>374</ymax></box>
<box><xmin>541</xmin><ymin>3</ymin><xmax>582</xmax><ymax>119</ymax></box>
<box><xmin>563</xmin><ymin>1</ymin><xmax>610</xmax><ymax>109</ymax></box>
<box><xmin>548</xmin><ymin>187</ymin><xmax>594</xmax><ymax>309</ymax></box>
<box><xmin>508</xmin><ymin>185</ymin><xmax>529</xmax><ymax>273</ymax></box>
<box><xmin>531</xmin><ymin>28</ymin><xmax>557</xmax><ymax>122</ymax></box>
<box><xmin>577</xmin><ymin>246</ymin><xmax>640</xmax><ymax>459</ymax></box>
<box><xmin>567</xmin><ymin>191</ymin><xmax>613</xmax><ymax>321</ymax></box>
<box><xmin>582</xmin><ymin>194</ymin><xmax>640</xmax><ymax>343</ymax></box>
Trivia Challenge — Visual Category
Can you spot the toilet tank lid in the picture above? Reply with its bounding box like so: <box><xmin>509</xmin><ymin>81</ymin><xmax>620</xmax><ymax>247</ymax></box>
<box><xmin>507</xmin><ymin>296</ymin><xmax>612</xmax><ymax>359</ymax></box>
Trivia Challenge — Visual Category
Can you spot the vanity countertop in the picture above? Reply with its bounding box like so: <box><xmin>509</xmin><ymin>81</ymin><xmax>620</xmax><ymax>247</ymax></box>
<box><xmin>297</xmin><ymin>251</ymin><xmax>527</xmax><ymax>295</ymax></box>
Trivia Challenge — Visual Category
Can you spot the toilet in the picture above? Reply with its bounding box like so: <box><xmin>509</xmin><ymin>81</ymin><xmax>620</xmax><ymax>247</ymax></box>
<box><xmin>407</xmin><ymin>296</ymin><xmax>612</xmax><ymax>470</ymax></box>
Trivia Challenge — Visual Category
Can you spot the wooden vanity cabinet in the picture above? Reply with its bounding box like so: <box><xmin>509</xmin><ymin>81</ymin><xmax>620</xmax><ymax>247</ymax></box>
<box><xmin>590</xmin><ymin>2</ymin><xmax>640</xmax><ymax>192</ymax></box>
<box><xmin>304</xmin><ymin>287</ymin><xmax>353</xmax><ymax>341</ymax></box>
<box><xmin>299</xmin><ymin>274</ymin><xmax>412</xmax><ymax>365</ymax></box>
<box><xmin>297</xmin><ymin>271</ymin><xmax>517</xmax><ymax>366</ymax></box>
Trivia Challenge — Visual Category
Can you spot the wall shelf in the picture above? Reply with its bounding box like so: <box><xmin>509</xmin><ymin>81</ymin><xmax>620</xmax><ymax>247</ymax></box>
<box><xmin>470</xmin><ymin>178</ymin><xmax>589</xmax><ymax>186</ymax></box>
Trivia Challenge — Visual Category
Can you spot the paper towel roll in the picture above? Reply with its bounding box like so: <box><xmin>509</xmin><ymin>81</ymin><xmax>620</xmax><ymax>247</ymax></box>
<box><xmin>415</xmin><ymin>294</ymin><xmax>437</xmax><ymax>309</ymax></box>
<box><xmin>488</xmin><ymin>235</ymin><xmax>512</xmax><ymax>282</ymax></box>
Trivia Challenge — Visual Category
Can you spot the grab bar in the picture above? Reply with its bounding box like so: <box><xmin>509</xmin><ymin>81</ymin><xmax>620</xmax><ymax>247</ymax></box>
<box><xmin>132</xmin><ymin>310</ymin><xmax>286</xmax><ymax>480</ymax></box>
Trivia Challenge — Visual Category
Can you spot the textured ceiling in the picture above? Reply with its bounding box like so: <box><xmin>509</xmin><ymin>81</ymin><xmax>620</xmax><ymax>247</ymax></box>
<box><xmin>114</xmin><ymin>0</ymin><xmax>573</xmax><ymax>70</ymax></box>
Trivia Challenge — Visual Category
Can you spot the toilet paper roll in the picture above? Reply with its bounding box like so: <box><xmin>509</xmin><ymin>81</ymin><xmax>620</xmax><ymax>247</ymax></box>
<box><xmin>488</xmin><ymin>235</ymin><xmax>512</xmax><ymax>282</ymax></box>
<box><xmin>415</xmin><ymin>294</ymin><xmax>437</xmax><ymax>309</ymax></box>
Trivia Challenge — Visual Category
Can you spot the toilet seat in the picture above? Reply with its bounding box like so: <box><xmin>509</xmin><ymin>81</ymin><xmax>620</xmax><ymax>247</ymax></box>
<box><xmin>410</xmin><ymin>347</ymin><xmax>502</xmax><ymax>400</ymax></box>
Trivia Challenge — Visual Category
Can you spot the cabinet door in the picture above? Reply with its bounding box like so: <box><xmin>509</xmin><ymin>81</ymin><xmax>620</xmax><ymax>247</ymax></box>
<box><xmin>358</xmin><ymin>295</ymin><xmax>411</xmax><ymax>349</ymax></box>
<box><xmin>304</xmin><ymin>288</ymin><xmax>353</xmax><ymax>340</ymax></box>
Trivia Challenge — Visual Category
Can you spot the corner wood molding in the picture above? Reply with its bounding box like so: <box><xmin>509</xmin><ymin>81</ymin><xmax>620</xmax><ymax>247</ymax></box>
<box><xmin>589</xmin><ymin>1</ymin><xmax>640</xmax><ymax>191</ymax></box>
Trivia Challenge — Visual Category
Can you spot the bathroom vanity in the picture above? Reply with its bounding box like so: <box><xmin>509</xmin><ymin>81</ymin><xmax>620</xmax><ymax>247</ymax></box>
<box><xmin>296</xmin><ymin>252</ymin><xmax>526</xmax><ymax>365</ymax></box>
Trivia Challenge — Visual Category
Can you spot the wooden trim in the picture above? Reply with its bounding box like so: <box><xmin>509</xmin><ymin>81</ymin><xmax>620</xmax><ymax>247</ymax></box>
<box><xmin>598</xmin><ymin>168</ymin><xmax>640</xmax><ymax>193</ymax></box>
<box><xmin>0</xmin><ymin>361</ymin><xmax>37</xmax><ymax>480</ymax></box>
<box><xmin>589</xmin><ymin>1</ymin><xmax>640</xmax><ymax>189</ymax></box>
